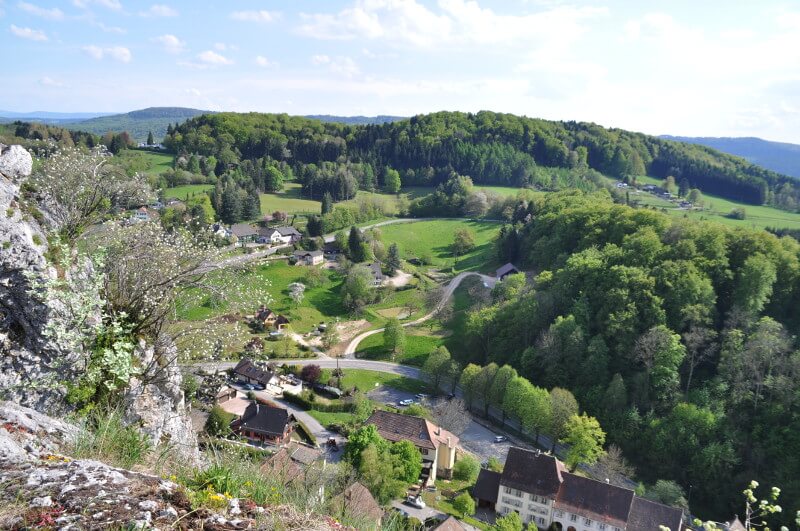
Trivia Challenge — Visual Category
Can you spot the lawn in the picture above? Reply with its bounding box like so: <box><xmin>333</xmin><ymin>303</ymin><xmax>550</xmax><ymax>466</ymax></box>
<box><xmin>443</xmin><ymin>276</ymin><xmax>488</xmax><ymax>355</ymax></box>
<box><xmin>355</xmin><ymin>330</ymin><xmax>444</xmax><ymax>366</ymax></box>
<box><xmin>260</xmin><ymin>182</ymin><xmax>321</xmax><ymax>215</ymax></box>
<box><xmin>476</xmin><ymin>185</ymin><xmax>538</xmax><ymax>198</ymax></box>
<box><xmin>176</xmin><ymin>260</ymin><xmax>346</xmax><ymax>328</ymax></box>
<box><xmin>117</xmin><ymin>149</ymin><xmax>174</xmax><ymax>177</ymax></box>
<box><xmin>162</xmin><ymin>184</ymin><xmax>214</xmax><ymax>200</ymax></box>
<box><xmin>320</xmin><ymin>368</ymin><xmax>428</xmax><ymax>394</ymax></box>
<box><xmin>625</xmin><ymin>175</ymin><xmax>800</xmax><ymax>230</ymax></box>
<box><xmin>306</xmin><ymin>410</ymin><xmax>356</xmax><ymax>428</ymax></box>
<box><xmin>378</xmin><ymin>219</ymin><xmax>502</xmax><ymax>273</ymax></box>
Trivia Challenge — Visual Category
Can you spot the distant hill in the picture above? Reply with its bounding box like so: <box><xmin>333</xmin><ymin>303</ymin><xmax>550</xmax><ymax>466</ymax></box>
<box><xmin>63</xmin><ymin>107</ymin><xmax>212</xmax><ymax>142</ymax></box>
<box><xmin>304</xmin><ymin>115</ymin><xmax>406</xmax><ymax>125</ymax></box>
<box><xmin>0</xmin><ymin>110</ymin><xmax>115</xmax><ymax>124</ymax></box>
<box><xmin>661</xmin><ymin>135</ymin><xmax>800</xmax><ymax>179</ymax></box>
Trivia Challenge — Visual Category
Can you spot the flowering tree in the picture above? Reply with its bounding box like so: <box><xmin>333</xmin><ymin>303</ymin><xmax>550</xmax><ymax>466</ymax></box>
<box><xmin>288</xmin><ymin>282</ymin><xmax>306</xmax><ymax>306</ymax></box>
<box><xmin>29</xmin><ymin>147</ymin><xmax>149</xmax><ymax>241</ymax></box>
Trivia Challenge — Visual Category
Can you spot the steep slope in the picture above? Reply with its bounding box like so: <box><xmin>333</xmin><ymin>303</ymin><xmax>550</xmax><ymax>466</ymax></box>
<box><xmin>64</xmin><ymin>107</ymin><xmax>211</xmax><ymax>142</ymax></box>
<box><xmin>661</xmin><ymin>135</ymin><xmax>800</xmax><ymax>178</ymax></box>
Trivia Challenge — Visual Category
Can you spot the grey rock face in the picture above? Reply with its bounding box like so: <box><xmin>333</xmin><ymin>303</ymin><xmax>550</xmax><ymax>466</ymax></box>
<box><xmin>0</xmin><ymin>144</ymin><xmax>33</xmax><ymax>180</ymax></box>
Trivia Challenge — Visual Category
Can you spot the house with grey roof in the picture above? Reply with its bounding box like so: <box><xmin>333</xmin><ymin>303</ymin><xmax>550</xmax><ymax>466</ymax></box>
<box><xmin>263</xmin><ymin>226</ymin><xmax>302</xmax><ymax>244</ymax></box>
<box><xmin>473</xmin><ymin>447</ymin><xmax>684</xmax><ymax>531</ymax></box>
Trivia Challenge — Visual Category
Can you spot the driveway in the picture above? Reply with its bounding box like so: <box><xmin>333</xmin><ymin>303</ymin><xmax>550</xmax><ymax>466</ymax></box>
<box><xmin>390</xmin><ymin>500</ymin><xmax>446</xmax><ymax>522</ymax></box>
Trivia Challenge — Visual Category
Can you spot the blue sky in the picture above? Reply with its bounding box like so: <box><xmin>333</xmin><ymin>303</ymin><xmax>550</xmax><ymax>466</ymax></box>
<box><xmin>4</xmin><ymin>0</ymin><xmax>800</xmax><ymax>142</ymax></box>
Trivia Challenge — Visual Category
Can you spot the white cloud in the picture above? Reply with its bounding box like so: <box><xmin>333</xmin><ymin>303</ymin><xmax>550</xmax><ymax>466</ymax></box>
<box><xmin>18</xmin><ymin>2</ymin><xmax>64</xmax><ymax>20</ymax></box>
<box><xmin>230</xmin><ymin>10</ymin><xmax>277</xmax><ymax>23</ymax></box>
<box><xmin>311</xmin><ymin>54</ymin><xmax>359</xmax><ymax>77</ymax></box>
<box><xmin>214</xmin><ymin>42</ymin><xmax>238</xmax><ymax>51</ymax></box>
<box><xmin>139</xmin><ymin>4</ymin><xmax>177</xmax><ymax>17</ymax></box>
<box><xmin>197</xmin><ymin>50</ymin><xmax>233</xmax><ymax>65</ymax></box>
<box><xmin>10</xmin><ymin>24</ymin><xmax>46</xmax><ymax>40</ymax></box>
<box><xmin>82</xmin><ymin>45</ymin><xmax>132</xmax><ymax>62</ymax></box>
<box><xmin>255</xmin><ymin>55</ymin><xmax>275</xmax><ymax>67</ymax></box>
<box><xmin>73</xmin><ymin>0</ymin><xmax>122</xmax><ymax>10</ymax></box>
<box><xmin>297</xmin><ymin>0</ymin><xmax>604</xmax><ymax>48</ymax></box>
<box><xmin>39</xmin><ymin>76</ymin><xmax>64</xmax><ymax>87</ymax></box>
<box><xmin>152</xmin><ymin>33</ymin><xmax>184</xmax><ymax>54</ymax></box>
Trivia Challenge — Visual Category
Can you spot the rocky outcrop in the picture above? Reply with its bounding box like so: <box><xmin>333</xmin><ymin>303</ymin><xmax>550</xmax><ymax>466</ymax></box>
<box><xmin>123</xmin><ymin>341</ymin><xmax>200</xmax><ymax>461</ymax></box>
<box><xmin>0</xmin><ymin>145</ymin><xmax>198</xmax><ymax>462</ymax></box>
<box><xmin>0</xmin><ymin>145</ymin><xmax>75</xmax><ymax>412</ymax></box>
<box><xmin>0</xmin><ymin>143</ymin><xmax>33</xmax><ymax>180</ymax></box>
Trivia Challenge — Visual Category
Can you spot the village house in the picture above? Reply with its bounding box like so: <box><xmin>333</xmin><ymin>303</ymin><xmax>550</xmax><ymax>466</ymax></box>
<box><xmin>254</xmin><ymin>306</ymin><xmax>290</xmax><ymax>331</ymax></box>
<box><xmin>263</xmin><ymin>226</ymin><xmax>302</xmax><ymax>245</ymax></box>
<box><xmin>231</xmin><ymin>223</ymin><xmax>259</xmax><ymax>244</ymax></box>
<box><xmin>496</xmin><ymin>263</ymin><xmax>521</xmax><ymax>280</ymax></box>
<box><xmin>431</xmin><ymin>516</ymin><xmax>467</xmax><ymax>531</ymax></box>
<box><xmin>231</xmin><ymin>402</ymin><xmax>295</xmax><ymax>445</ymax></box>
<box><xmin>232</xmin><ymin>358</ymin><xmax>281</xmax><ymax>390</ymax></box>
<box><xmin>260</xmin><ymin>442</ymin><xmax>324</xmax><ymax>484</ymax></box>
<box><xmin>292</xmin><ymin>249</ymin><xmax>324</xmax><ymax>266</ymax></box>
<box><xmin>215</xmin><ymin>386</ymin><xmax>238</xmax><ymax>403</ymax></box>
<box><xmin>330</xmin><ymin>482</ymin><xmax>384</xmax><ymax>528</ymax></box>
<box><xmin>365</xmin><ymin>410</ymin><xmax>458</xmax><ymax>484</ymax></box>
<box><xmin>473</xmin><ymin>447</ymin><xmax>684</xmax><ymax>531</ymax></box>
<box><xmin>368</xmin><ymin>261</ymin><xmax>384</xmax><ymax>287</ymax></box>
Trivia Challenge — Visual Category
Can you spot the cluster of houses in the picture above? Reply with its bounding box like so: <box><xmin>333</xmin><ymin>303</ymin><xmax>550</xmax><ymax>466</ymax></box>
<box><xmin>209</xmin><ymin>356</ymin><xmax>695</xmax><ymax>531</ymax></box>
<box><xmin>229</xmin><ymin>223</ymin><xmax>302</xmax><ymax>245</ymax></box>
<box><xmin>473</xmin><ymin>447</ymin><xmax>684</xmax><ymax>531</ymax></box>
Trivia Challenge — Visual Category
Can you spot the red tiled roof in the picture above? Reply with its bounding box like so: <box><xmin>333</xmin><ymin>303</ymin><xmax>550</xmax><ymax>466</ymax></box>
<box><xmin>555</xmin><ymin>472</ymin><xmax>634</xmax><ymax>527</ymax></box>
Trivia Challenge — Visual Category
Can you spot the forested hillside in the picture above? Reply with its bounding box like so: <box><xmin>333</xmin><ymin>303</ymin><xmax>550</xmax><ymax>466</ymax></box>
<box><xmin>164</xmin><ymin>111</ymin><xmax>800</xmax><ymax>210</ymax></box>
<box><xmin>483</xmin><ymin>190</ymin><xmax>800</xmax><ymax>519</ymax></box>
<box><xmin>662</xmin><ymin>135</ymin><xmax>800</xmax><ymax>179</ymax></box>
<box><xmin>65</xmin><ymin>107</ymin><xmax>210</xmax><ymax>142</ymax></box>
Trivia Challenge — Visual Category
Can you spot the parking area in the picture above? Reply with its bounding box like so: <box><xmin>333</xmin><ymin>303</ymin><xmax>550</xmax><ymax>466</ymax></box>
<box><xmin>390</xmin><ymin>500</ymin><xmax>446</xmax><ymax>522</ymax></box>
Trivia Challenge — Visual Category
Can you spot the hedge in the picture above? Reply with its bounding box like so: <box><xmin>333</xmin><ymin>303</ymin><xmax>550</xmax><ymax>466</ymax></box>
<box><xmin>282</xmin><ymin>391</ymin><xmax>355</xmax><ymax>413</ymax></box>
<box><xmin>294</xmin><ymin>420</ymin><xmax>317</xmax><ymax>446</ymax></box>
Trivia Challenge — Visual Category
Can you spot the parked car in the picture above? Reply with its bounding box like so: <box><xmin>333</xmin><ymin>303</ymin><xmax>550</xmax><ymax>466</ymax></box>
<box><xmin>405</xmin><ymin>496</ymin><xmax>426</xmax><ymax>509</ymax></box>
<box><xmin>398</xmin><ymin>399</ymin><xmax>414</xmax><ymax>407</ymax></box>
<box><xmin>446</xmin><ymin>393</ymin><xmax>456</xmax><ymax>400</ymax></box>
<box><xmin>253</xmin><ymin>384</ymin><xmax>265</xmax><ymax>391</ymax></box>
<box><xmin>415</xmin><ymin>393</ymin><xmax>428</xmax><ymax>400</ymax></box>
<box><xmin>493</xmin><ymin>435</ymin><xmax>508</xmax><ymax>443</ymax></box>
<box><xmin>243</xmin><ymin>384</ymin><xmax>254</xmax><ymax>391</ymax></box>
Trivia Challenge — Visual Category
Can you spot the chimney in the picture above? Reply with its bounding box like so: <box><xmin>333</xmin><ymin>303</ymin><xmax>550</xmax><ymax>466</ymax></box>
<box><xmin>447</xmin><ymin>436</ymin><xmax>452</xmax><ymax>448</ymax></box>
<box><xmin>605</xmin><ymin>478</ymin><xmax>610</xmax><ymax>484</ymax></box>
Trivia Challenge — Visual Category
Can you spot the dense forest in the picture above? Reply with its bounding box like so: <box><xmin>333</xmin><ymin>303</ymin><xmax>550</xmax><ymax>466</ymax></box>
<box><xmin>164</xmin><ymin>111</ymin><xmax>800</xmax><ymax>210</ymax></box>
<box><xmin>474</xmin><ymin>190</ymin><xmax>800</xmax><ymax>520</ymax></box>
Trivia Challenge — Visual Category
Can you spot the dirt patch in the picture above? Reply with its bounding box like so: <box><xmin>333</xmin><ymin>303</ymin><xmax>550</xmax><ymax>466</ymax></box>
<box><xmin>376</xmin><ymin>308</ymin><xmax>411</xmax><ymax>319</ymax></box>
<box><xmin>327</xmin><ymin>319</ymin><xmax>370</xmax><ymax>357</ymax></box>
<box><xmin>214</xmin><ymin>312</ymin><xmax>242</xmax><ymax>324</ymax></box>
<box><xmin>385</xmin><ymin>269</ymin><xmax>413</xmax><ymax>288</ymax></box>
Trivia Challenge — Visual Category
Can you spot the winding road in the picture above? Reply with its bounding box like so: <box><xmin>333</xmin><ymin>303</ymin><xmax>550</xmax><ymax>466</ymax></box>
<box><xmin>343</xmin><ymin>271</ymin><xmax>497</xmax><ymax>356</ymax></box>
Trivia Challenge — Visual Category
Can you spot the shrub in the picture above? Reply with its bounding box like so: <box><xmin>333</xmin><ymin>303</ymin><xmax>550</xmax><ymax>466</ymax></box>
<box><xmin>301</xmin><ymin>364</ymin><xmax>322</xmax><ymax>383</ymax></box>
<box><xmin>728</xmin><ymin>207</ymin><xmax>747</xmax><ymax>220</ymax></box>
<box><xmin>282</xmin><ymin>391</ymin><xmax>355</xmax><ymax>413</ymax></box>
<box><xmin>453</xmin><ymin>455</ymin><xmax>480</xmax><ymax>483</ymax></box>
<box><xmin>205</xmin><ymin>405</ymin><xmax>235</xmax><ymax>437</ymax></box>
<box><xmin>181</xmin><ymin>374</ymin><xmax>199</xmax><ymax>402</ymax></box>
<box><xmin>452</xmin><ymin>492</ymin><xmax>476</xmax><ymax>517</ymax></box>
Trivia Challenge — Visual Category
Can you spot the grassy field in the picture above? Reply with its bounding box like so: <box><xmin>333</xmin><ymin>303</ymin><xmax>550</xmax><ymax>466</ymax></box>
<box><xmin>162</xmin><ymin>184</ymin><xmax>214</xmax><ymax>200</ymax></box>
<box><xmin>476</xmin><ymin>185</ymin><xmax>538</xmax><ymax>197</ymax></box>
<box><xmin>355</xmin><ymin>330</ymin><xmax>444</xmax><ymax>366</ymax></box>
<box><xmin>378</xmin><ymin>219</ymin><xmax>501</xmax><ymax>273</ymax></box>
<box><xmin>260</xmin><ymin>182</ymin><xmax>321</xmax><ymax>215</ymax></box>
<box><xmin>176</xmin><ymin>260</ymin><xmax>346</xmax><ymax>328</ymax></box>
<box><xmin>306</xmin><ymin>410</ymin><xmax>355</xmax><ymax>428</ymax></box>
<box><xmin>627</xmin><ymin>174</ymin><xmax>800</xmax><ymax>230</ymax></box>
<box><xmin>115</xmin><ymin>149</ymin><xmax>174</xmax><ymax>177</ymax></box>
<box><xmin>320</xmin><ymin>368</ymin><xmax>428</xmax><ymax>394</ymax></box>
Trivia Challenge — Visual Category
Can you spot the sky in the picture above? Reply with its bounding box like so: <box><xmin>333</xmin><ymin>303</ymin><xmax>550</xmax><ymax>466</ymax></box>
<box><xmin>3</xmin><ymin>0</ymin><xmax>800</xmax><ymax>143</ymax></box>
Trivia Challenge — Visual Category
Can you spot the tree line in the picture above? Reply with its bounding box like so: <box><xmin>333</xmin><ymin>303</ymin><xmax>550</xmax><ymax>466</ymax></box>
<box><xmin>163</xmin><ymin>111</ymin><xmax>800</xmax><ymax>211</ymax></box>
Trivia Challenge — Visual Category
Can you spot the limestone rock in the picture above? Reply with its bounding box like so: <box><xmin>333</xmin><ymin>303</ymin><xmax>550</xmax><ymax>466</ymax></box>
<box><xmin>0</xmin><ymin>144</ymin><xmax>32</xmax><ymax>180</ymax></box>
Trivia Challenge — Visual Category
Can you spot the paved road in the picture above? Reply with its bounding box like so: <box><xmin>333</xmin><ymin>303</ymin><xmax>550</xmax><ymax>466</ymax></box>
<box><xmin>343</xmin><ymin>271</ymin><xmax>497</xmax><ymax>356</ymax></box>
<box><xmin>390</xmin><ymin>500</ymin><xmax>445</xmax><ymax>522</ymax></box>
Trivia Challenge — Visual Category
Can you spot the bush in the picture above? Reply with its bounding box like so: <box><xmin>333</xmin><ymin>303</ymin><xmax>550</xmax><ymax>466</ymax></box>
<box><xmin>205</xmin><ymin>405</ymin><xmax>236</xmax><ymax>437</ymax></box>
<box><xmin>728</xmin><ymin>207</ymin><xmax>747</xmax><ymax>219</ymax></box>
<box><xmin>453</xmin><ymin>455</ymin><xmax>480</xmax><ymax>483</ymax></box>
<box><xmin>182</xmin><ymin>374</ymin><xmax>199</xmax><ymax>402</ymax></box>
<box><xmin>452</xmin><ymin>492</ymin><xmax>476</xmax><ymax>517</ymax></box>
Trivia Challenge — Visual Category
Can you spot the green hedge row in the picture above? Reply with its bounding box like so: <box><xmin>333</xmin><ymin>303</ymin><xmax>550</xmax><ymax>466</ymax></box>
<box><xmin>282</xmin><ymin>391</ymin><xmax>355</xmax><ymax>413</ymax></box>
<box><xmin>294</xmin><ymin>420</ymin><xmax>317</xmax><ymax>446</ymax></box>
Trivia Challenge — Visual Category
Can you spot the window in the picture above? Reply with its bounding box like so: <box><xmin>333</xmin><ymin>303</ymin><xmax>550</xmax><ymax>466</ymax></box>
<box><xmin>538</xmin><ymin>518</ymin><xmax>547</xmax><ymax>526</ymax></box>
<box><xmin>555</xmin><ymin>510</ymin><xmax>563</xmax><ymax>518</ymax></box>
<box><xmin>598</xmin><ymin>525</ymin><xmax>606</xmax><ymax>531</ymax></box>
<box><xmin>504</xmin><ymin>487</ymin><xmax>512</xmax><ymax>494</ymax></box>
<box><xmin>570</xmin><ymin>514</ymin><xmax>578</xmax><ymax>522</ymax></box>
<box><xmin>514</xmin><ymin>489</ymin><xmax>523</xmax><ymax>498</ymax></box>
<box><xmin>584</xmin><ymin>518</ymin><xmax>592</xmax><ymax>526</ymax></box>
